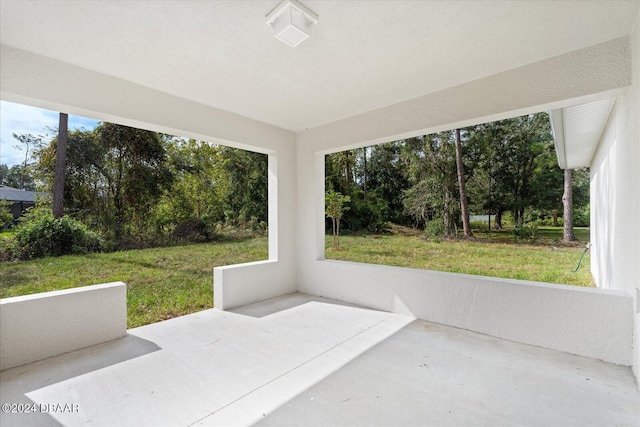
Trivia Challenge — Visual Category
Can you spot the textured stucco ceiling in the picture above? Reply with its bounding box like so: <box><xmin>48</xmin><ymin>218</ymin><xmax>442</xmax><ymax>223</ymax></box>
<box><xmin>0</xmin><ymin>1</ymin><xmax>638</xmax><ymax>131</ymax></box>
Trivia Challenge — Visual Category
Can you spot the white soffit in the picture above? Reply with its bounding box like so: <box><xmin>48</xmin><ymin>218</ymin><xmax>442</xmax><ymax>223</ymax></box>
<box><xmin>0</xmin><ymin>1</ymin><xmax>638</xmax><ymax>131</ymax></box>
<box><xmin>550</xmin><ymin>99</ymin><xmax>615</xmax><ymax>169</ymax></box>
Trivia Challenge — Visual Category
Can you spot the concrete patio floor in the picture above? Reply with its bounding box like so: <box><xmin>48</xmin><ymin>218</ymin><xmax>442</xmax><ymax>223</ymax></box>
<box><xmin>1</xmin><ymin>293</ymin><xmax>638</xmax><ymax>426</ymax></box>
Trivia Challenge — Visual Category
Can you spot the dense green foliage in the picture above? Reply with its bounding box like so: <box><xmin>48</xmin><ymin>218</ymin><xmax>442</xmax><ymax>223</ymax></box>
<box><xmin>9</xmin><ymin>205</ymin><xmax>102</xmax><ymax>259</ymax></box>
<box><xmin>0</xmin><ymin>200</ymin><xmax>13</xmax><ymax>228</ymax></box>
<box><xmin>325</xmin><ymin>112</ymin><xmax>589</xmax><ymax>235</ymax></box>
<box><xmin>3</xmin><ymin>111</ymin><xmax>586</xmax><ymax>266</ymax></box>
<box><xmin>0</xmin><ymin>163</ymin><xmax>36</xmax><ymax>190</ymax></box>
<box><xmin>27</xmin><ymin>123</ymin><xmax>267</xmax><ymax>250</ymax></box>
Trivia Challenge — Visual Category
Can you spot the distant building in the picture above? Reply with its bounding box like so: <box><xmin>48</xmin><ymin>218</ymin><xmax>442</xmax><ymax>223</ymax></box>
<box><xmin>0</xmin><ymin>185</ymin><xmax>48</xmax><ymax>220</ymax></box>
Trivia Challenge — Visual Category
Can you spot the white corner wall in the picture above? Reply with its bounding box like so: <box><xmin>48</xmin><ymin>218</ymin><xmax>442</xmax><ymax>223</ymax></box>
<box><xmin>214</xmin><ymin>260</ymin><xmax>293</xmax><ymax>310</ymax></box>
<box><xmin>1</xmin><ymin>45</ymin><xmax>298</xmax><ymax>310</ymax></box>
<box><xmin>296</xmin><ymin>37</ymin><xmax>635</xmax><ymax>366</ymax></box>
<box><xmin>214</xmin><ymin>142</ymin><xmax>297</xmax><ymax>310</ymax></box>
<box><xmin>307</xmin><ymin>261</ymin><xmax>633</xmax><ymax>365</ymax></box>
<box><xmin>590</xmin><ymin>12</ymin><xmax>640</xmax><ymax>381</ymax></box>
<box><xmin>0</xmin><ymin>282</ymin><xmax>127</xmax><ymax>371</ymax></box>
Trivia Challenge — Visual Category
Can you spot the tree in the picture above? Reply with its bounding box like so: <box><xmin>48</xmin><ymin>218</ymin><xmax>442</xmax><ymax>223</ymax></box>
<box><xmin>325</xmin><ymin>190</ymin><xmax>350</xmax><ymax>250</ymax></box>
<box><xmin>0</xmin><ymin>199</ymin><xmax>13</xmax><ymax>228</ymax></box>
<box><xmin>367</xmin><ymin>142</ymin><xmax>411</xmax><ymax>226</ymax></box>
<box><xmin>465</xmin><ymin>113</ymin><xmax>554</xmax><ymax>228</ymax></box>
<box><xmin>35</xmin><ymin>127</ymin><xmax>105</xmax><ymax>224</ymax></box>
<box><xmin>455</xmin><ymin>129</ymin><xmax>472</xmax><ymax>238</ymax></box>
<box><xmin>0</xmin><ymin>164</ymin><xmax>35</xmax><ymax>190</ymax></box>
<box><xmin>402</xmin><ymin>133</ymin><xmax>459</xmax><ymax>235</ymax></box>
<box><xmin>159</xmin><ymin>139</ymin><xmax>229</xmax><ymax>226</ymax></box>
<box><xmin>52</xmin><ymin>113</ymin><xmax>68</xmax><ymax>218</ymax></box>
<box><xmin>12</xmin><ymin>133</ymin><xmax>42</xmax><ymax>190</ymax></box>
<box><xmin>97</xmin><ymin>123</ymin><xmax>172</xmax><ymax>241</ymax></box>
<box><xmin>326</xmin><ymin>145</ymin><xmax>398</xmax><ymax>233</ymax></box>
<box><xmin>527</xmin><ymin>141</ymin><xmax>564</xmax><ymax>225</ymax></box>
<box><xmin>562</xmin><ymin>168</ymin><xmax>576</xmax><ymax>242</ymax></box>
<box><xmin>218</xmin><ymin>146</ymin><xmax>268</xmax><ymax>225</ymax></box>
<box><xmin>570</xmin><ymin>168</ymin><xmax>590</xmax><ymax>227</ymax></box>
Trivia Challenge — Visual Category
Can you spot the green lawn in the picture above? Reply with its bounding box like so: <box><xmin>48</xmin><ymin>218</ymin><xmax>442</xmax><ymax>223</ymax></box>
<box><xmin>326</xmin><ymin>226</ymin><xmax>593</xmax><ymax>287</ymax></box>
<box><xmin>0</xmin><ymin>226</ymin><xmax>593</xmax><ymax>329</ymax></box>
<box><xmin>0</xmin><ymin>238</ymin><xmax>268</xmax><ymax>328</ymax></box>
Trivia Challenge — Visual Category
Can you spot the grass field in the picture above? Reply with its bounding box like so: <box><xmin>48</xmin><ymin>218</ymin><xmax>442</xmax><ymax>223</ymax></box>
<box><xmin>0</xmin><ymin>238</ymin><xmax>268</xmax><ymax>328</ymax></box>
<box><xmin>0</xmin><ymin>225</ymin><xmax>593</xmax><ymax>328</ymax></box>
<box><xmin>326</xmin><ymin>226</ymin><xmax>593</xmax><ymax>287</ymax></box>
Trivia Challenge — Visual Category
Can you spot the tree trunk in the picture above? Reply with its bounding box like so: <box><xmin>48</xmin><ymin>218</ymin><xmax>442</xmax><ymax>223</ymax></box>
<box><xmin>19</xmin><ymin>140</ymin><xmax>30</xmax><ymax>190</ymax></box>
<box><xmin>552</xmin><ymin>209</ymin><xmax>559</xmax><ymax>227</ymax></box>
<box><xmin>52</xmin><ymin>113</ymin><xmax>68</xmax><ymax>218</ymax></box>
<box><xmin>494</xmin><ymin>210</ymin><xmax>503</xmax><ymax>230</ymax></box>
<box><xmin>443</xmin><ymin>191</ymin><xmax>453</xmax><ymax>237</ymax></box>
<box><xmin>454</xmin><ymin>129</ymin><xmax>472</xmax><ymax>238</ymax></box>
<box><xmin>362</xmin><ymin>147</ymin><xmax>367</xmax><ymax>200</ymax></box>
<box><xmin>518</xmin><ymin>206</ymin><xmax>524</xmax><ymax>225</ymax></box>
<box><xmin>114</xmin><ymin>153</ymin><xmax>125</xmax><ymax>241</ymax></box>
<box><xmin>562</xmin><ymin>168</ymin><xmax>576</xmax><ymax>242</ymax></box>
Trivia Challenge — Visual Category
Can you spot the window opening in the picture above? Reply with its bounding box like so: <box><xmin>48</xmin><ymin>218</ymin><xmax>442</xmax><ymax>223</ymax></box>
<box><xmin>324</xmin><ymin>111</ymin><xmax>591</xmax><ymax>287</ymax></box>
<box><xmin>0</xmin><ymin>100</ymin><xmax>268</xmax><ymax>326</ymax></box>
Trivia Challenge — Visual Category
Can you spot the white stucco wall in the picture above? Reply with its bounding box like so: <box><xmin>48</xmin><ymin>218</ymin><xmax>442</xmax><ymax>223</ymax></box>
<box><xmin>214</xmin><ymin>260</ymin><xmax>294</xmax><ymax>310</ymax></box>
<box><xmin>0</xmin><ymin>283</ymin><xmax>127</xmax><ymax>371</ymax></box>
<box><xmin>590</xmin><ymin>13</ymin><xmax>640</xmax><ymax>381</ymax></box>
<box><xmin>0</xmin><ymin>45</ymin><xmax>298</xmax><ymax>309</ymax></box>
<box><xmin>296</xmin><ymin>37</ymin><xmax>635</xmax><ymax>366</ymax></box>
<box><xmin>307</xmin><ymin>261</ymin><xmax>632</xmax><ymax>365</ymax></box>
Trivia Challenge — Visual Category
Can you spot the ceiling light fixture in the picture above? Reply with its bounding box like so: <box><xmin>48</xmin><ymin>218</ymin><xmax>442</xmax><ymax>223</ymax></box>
<box><xmin>266</xmin><ymin>0</ymin><xmax>318</xmax><ymax>48</ymax></box>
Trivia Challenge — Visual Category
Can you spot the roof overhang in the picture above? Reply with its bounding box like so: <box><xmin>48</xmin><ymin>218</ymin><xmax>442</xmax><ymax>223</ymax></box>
<box><xmin>549</xmin><ymin>98</ymin><xmax>615</xmax><ymax>169</ymax></box>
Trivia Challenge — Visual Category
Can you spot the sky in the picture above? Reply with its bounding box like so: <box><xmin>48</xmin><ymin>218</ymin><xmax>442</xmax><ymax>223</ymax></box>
<box><xmin>0</xmin><ymin>101</ymin><xmax>100</xmax><ymax>167</ymax></box>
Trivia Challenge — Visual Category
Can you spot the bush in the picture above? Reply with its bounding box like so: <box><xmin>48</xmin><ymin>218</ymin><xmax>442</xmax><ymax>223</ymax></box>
<box><xmin>469</xmin><ymin>219</ymin><xmax>489</xmax><ymax>232</ymax></box>
<box><xmin>14</xmin><ymin>207</ymin><xmax>103</xmax><ymax>259</ymax></box>
<box><xmin>172</xmin><ymin>218</ymin><xmax>219</xmax><ymax>243</ymax></box>
<box><xmin>423</xmin><ymin>219</ymin><xmax>444</xmax><ymax>238</ymax></box>
<box><xmin>247</xmin><ymin>216</ymin><xmax>268</xmax><ymax>236</ymax></box>
<box><xmin>341</xmin><ymin>191</ymin><xmax>386</xmax><ymax>233</ymax></box>
<box><xmin>0</xmin><ymin>199</ymin><xmax>13</xmax><ymax>229</ymax></box>
<box><xmin>574</xmin><ymin>204</ymin><xmax>590</xmax><ymax>227</ymax></box>
<box><xmin>512</xmin><ymin>223</ymin><xmax>539</xmax><ymax>242</ymax></box>
<box><xmin>533</xmin><ymin>217</ymin><xmax>560</xmax><ymax>226</ymax></box>
<box><xmin>0</xmin><ymin>236</ymin><xmax>21</xmax><ymax>262</ymax></box>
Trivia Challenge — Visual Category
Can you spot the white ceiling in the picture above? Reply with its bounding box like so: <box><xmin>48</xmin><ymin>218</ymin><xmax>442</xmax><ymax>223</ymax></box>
<box><xmin>0</xmin><ymin>1</ymin><xmax>638</xmax><ymax>132</ymax></box>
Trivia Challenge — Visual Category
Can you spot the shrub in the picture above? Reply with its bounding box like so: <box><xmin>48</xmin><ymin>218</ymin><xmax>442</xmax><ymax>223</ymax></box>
<box><xmin>172</xmin><ymin>218</ymin><xmax>217</xmax><ymax>243</ymax></box>
<box><xmin>0</xmin><ymin>235</ymin><xmax>20</xmax><ymax>262</ymax></box>
<box><xmin>512</xmin><ymin>223</ymin><xmax>539</xmax><ymax>243</ymax></box>
<box><xmin>247</xmin><ymin>216</ymin><xmax>268</xmax><ymax>236</ymax></box>
<box><xmin>0</xmin><ymin>199</ymin><xmax>13</xmax><ymax>229</ymax></box>
<box><xmin>469</xmin><ymin>219</ymin><xmax>489</xmax><ymax>232</ymax></box>
<box><xmin>423</xmin><ymin>219</ymin><xmax>444</xmax><ymax>238</ymax></box>
<box><xmin>14</xmin><ymin>207</ymin><xmax>103</xmax><ymax>259</ymax></box>
<box><xmin>574</xmin><ymin>204</ymin><xmax>590</xmax><ymax>227</ymax></box>
<box><xmin>351</xmin><ymin>195</ymin><xmax>387</xmax><ymax>233</ymax></box>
